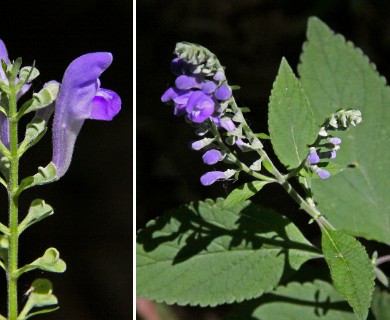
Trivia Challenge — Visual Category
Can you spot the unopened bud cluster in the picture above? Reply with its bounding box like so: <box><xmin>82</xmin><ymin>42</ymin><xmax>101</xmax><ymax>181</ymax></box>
<box><xmin>306</xmin><ymin>108</ymin><xmax>362</xmax><ymax>179</ymax></box>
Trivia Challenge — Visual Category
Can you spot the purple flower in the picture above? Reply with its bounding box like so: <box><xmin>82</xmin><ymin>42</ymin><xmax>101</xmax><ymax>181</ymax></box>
<box><xmin>213</xmin><ymin>71</ymin><xmax>225</xmax><ymax>81</ymax></box>
<box><xmin>185</xmin><ymin>91</ymin><xmax>216</xmax><ymax>123</ymax></box>
<box><xmin>213</xmin><ymin>116</ymin><xmax>235</xmax><ymax>132</ymax></box>
<box><xmin>200</xmin><ymin>171</ymin><xmax>227</xmax><ymax>186</ymax></box>
<box><xmin>202</xmin><ymin>149</ymin><xmax>223</xmax><ymax>165</ymax></box>
<box><xmin>307</xmin><ymin>148</ymin><xmax>320</xmax><ymax>164</ymax></box>
<box><xmin>52</xmin><ymin>52</ymin><xmax>121</xmax><ymax>178</ymax></box>
<box><xmin>161</xmin><ymin>87</ymin><xmax>193</xmax><ymax>116</ymax></box>
<box><xmin>317</xmin><ymin>168</ymin><xmax>330</xmax><ymax>179</ymax></box>
<box><xmin>329</xmin><ymin>137</ymin><xmax>342</xmax><ymax>145</ymax></box>
<box><xmin>175</xmin><ymin>75</ymin><xmax>204</xmax><ymax>90</ymax></box>
<box><xmin>214</xmin><ymin>84</ymin><xmax>232</xmax><ymax>101</ymax></box>
<box><xmin>202</xmin><ymin>81</ymin><xmax>217</xmax><ymax>94</ymax></box>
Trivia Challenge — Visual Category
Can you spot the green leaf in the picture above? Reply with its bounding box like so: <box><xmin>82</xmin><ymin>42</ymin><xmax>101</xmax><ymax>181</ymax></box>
<box><xmin>18</xmin><ymin>248</ymin><xmax>66</xmax><ymax>276</ymax></box>
<box><xmin>371</xmin><ymin>287</ymin><xmax>390</xmax><ymax>320</ymax></box>
<box><xmin>299</xmin><ymin>17</ymin><xmax>390</xmax><ymax>245</ymax></box>
<box><xmin>18</xmin><ymin>279</ymin><xmax>58</xmax><ymax>320</ymax></box>
<box><xmin>224</xmin><ymin>181</ymin><xmax>269</xmax><ymax>208</ymax></box>
<box><xmin>321</xmin><ymin>229</ymin><xmax>375</xmax><ymax>320</ymax></box>
<box><xmin>268</xmin><ymin>58</ymin><xmax>317</xmax><ymax>169</ymax></box>
<box><xmin>226</xmin><ymin>280</ymin><xmax>358</xmax><ymax>320</ymax></box>
<box><xmin>19</xmin><ymin>199</ymin><xmax>54</xmax><ymax>234</ymax></box>
<box><xmin>137</xmin><ymin>198</ymin><xmax>319</xmax><ymax>306</ymax></box>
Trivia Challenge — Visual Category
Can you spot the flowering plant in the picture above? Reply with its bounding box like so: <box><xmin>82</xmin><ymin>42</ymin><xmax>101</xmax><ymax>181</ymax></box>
<box><xmin>137</xmin><ymin>17</ymin><xmax>390</xmax><ymax>320</ymax></box>
<box><xmin>0</xmin><ymin>39</ymin><xmax>120</xmax><ymax>319</ymax></box>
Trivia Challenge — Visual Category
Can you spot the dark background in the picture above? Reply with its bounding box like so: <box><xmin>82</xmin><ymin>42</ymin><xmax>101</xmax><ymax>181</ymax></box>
<box><xmin>0</xmin><ymin>0</ymin><xmax>132</xmax><ymax>319</ymax></box>
<box><xmin>137</xmin><ymin>0</ymin><xmax>390</xmax><ymax>319</ymax></box>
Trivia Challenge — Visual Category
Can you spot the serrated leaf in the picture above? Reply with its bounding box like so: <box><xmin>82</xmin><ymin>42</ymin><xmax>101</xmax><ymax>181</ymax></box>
<box><xmin>137</xmin><ymin>198</ymin><xmax>319</xmax><ymax>306</ymax></box>
<box><xmin>224</xmin><ymin>181</ymin><xmax>269</xmax><ymax>208</ymax></box>
<box><xmin>371</xmin><ymin>287</ymin><xmax>390</xmax><ymax>320</ymax></box>
<box><xmin>268</xmin><ymin>58</ymin><xmax>317</xmax><ymax>169</ymax></box>
<box><xmin>321</xmin><ymin>229</ymin><xmax>375</xmax><ymax>320</ymax></box>
<box><xmin>226</xmin><ymin>280</ymin><xmax>358</xmax><ymax>320</ymax></box>
<box><xmin>299</xmin><ymin>17</ymin><xmax>390</xmax><ymax>245</ymax></box>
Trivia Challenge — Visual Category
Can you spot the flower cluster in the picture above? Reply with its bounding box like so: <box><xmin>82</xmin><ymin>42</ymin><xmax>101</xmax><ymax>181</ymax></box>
<box><xmin>161</xmin><ymin>59</ymin><xmax>232</xmax><ymax>124</ymax></box>
<box><xmin>162</xmin><ymin>43</ymin><xmax>242</xmax><ymax>186</ymax></box>
<box><xmin>306</xmin><ymin>109</ymin><xmax>362</xmax><ymax>179</ymax></box>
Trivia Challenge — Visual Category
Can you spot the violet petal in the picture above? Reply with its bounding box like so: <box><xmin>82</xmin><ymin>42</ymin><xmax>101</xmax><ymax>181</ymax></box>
<box><xmin>214</xmin><ymin>85</ymin><xmax>232</xmax><ymax>100</ymax></box>
<box><xmin>200</xmin><ymin>171</ymin><xmax>226</xmax><ymax>186</ymax></box>
<box><xmin>317</xmin><ymin>169</ymin><xmax>330</xmax><ymax>179</ymax></box>
<box><xmin>90</xmin><ymin>88</ymin><xmax>121</xmax><ymax>120</ymax></box>
<box><xmin>202</xmin><ymin>149</ymin><xmax>223</xmax><ymax>165</ymax></box>
<box><xmin>186</xmin><ymin>91</ymin><xmax>215</xmax><ymax>123</ymax></box>
<box><xmin>202</xmin><ymin>81</ymin><xmax>217</xmax><ymax>94</ymax></box>
<box><xmin>52</xmin><ymin>52</ymin><xmax>121</xmax><ymax>178</ymax></box>
<box><xmin>175</xmin><ymin>75</ymin><xmax>204</xmax><ymax>90</ymax></box>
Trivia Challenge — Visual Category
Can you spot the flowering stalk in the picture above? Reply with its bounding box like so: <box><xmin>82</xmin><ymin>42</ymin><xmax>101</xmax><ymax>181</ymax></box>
<box><xmin>8</xmin><ymin>72</ymin><xmax>19</xmax><ymax>320</ymax></box>
<box><xmin>0</xmin><ymin>39</ymin><xmax>121</xmax><ymax>319</ymax></box>
<box><xmin>161</xmin><ymin>42</ymin><xmax>355</xmax><ymax>230</ymax></box>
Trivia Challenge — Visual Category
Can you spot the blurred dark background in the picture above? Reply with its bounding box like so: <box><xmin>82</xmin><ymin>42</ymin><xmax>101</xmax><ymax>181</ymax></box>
<box><xmin>137</xmin><ymin>0</ymin><xmax>390</xmax><ymax>319</ymax></box>
<box><xmin>0</xmin><ymin>0</ymin><xmax>132</xmax><ymax>319</ymax></box>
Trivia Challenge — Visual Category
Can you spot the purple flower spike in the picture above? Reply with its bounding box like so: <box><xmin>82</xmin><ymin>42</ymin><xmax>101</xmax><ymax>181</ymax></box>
<box><xmin>200</xmin><ymin>171</ymin><xmax>227</xmax><ymax>186</ymax></box>
<box><xmin>52</xmin><ymin>52</ymin><xmax>121</xmax><ymax>178</ymax></box>
<box><xmin>202</xmin><ymin>149</ymin><xmax>223</xmax><ymax>165</ymax></box>
<box><xmin>214</xmin><ymin>84</ymin><xmax>232</xmax><ymax>100</ymax></box>
<box><xmin>175</xmin><ymin>75</ymin><xmax>204</xmax><ymax>90</ymax></box>
<box><xmin>186</xmin><ymin>91</ymin><xmax>215</xmax><ymax>123</ymax></box>
<box><xmin>307</xmin><ymin>148</ymin><xmax>320</xmax><ymax>164</ymax></box>
<box><xmin>317</xmin><ymin>168</ymin><xmax>331</xmax><ymax>179</ymax></box>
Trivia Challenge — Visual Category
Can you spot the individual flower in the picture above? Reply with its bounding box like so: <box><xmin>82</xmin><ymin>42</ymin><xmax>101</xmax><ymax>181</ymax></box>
<box><xmin>52</xmin><ymin>52</ymin><xmax>121</xmax><ymax>179</ymax></box>
<box><xmin>316</xmin><ymin>168</ymin><xmax>331</xmax><ymax>179</ymax></box>
<box><xmin>202</xmin><ymin>149</ymin><xmax>223</xmax><ymax>165</ymax></box>
<box><xmin>214</xmin><ymin>84</ymin><xmax>232</xmax><ymax>101</ymax></box>
<box><xmin>185</xmin><ymin>91</ymin><xmax>216</xmax><ymax>123</ymax></box>
<box><xmin>200</xmin><ymin>169</ymin><xmax>236</xmax><ymax>186</ymax></box>
<box><xmin>307</xmin><ymin>147</ymin><xmax>320</xmax><ymax>164</ymax></box>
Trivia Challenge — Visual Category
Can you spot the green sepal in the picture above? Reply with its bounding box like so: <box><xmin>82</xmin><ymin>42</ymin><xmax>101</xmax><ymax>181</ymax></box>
<box><xmin>18</xmin><ymin>117</ymin><xmax>47</xmax><ymax>155</ymax></box>
<box><xmin>17</xmin><ymin>82</ymin><xmax>58</xmax><ymax>119</ymax></box>
<box><xmin>17</xmin><ymin>248</ymin><xmax>66</xmax><ymax>277</ymax></box>
<box><xmin>8</xmin><ymin>57</ymin><xmax>22</xmax><ymax>83</ymax></box>
<box><xmin>17</xmin><ymin>279</ymin><xmax>58</xmax><ymax>320</ymax></box>
<box><xmin>18</xmin><ymin>65</ymin><xmax>39</xmax><ymax>84</ymax></box>
<box><xmin>254</xmin><ymin>133</ymin><xmax>270</xmax><ymax>139</ymax></box>
<box><xmin>17</xmin><ymin>162</ymin><xmax>58</xmax><ymax>196</ymax></box>
<box><xmin>19</xmin><ymin>200</ymin><xmax>54</xmax><ymax>234</ymax></box>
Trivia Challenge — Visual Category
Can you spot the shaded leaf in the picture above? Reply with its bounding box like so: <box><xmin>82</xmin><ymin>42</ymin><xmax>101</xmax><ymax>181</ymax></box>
<box><xmin>268</xmin><ymin>58</ymin><xmax>317</xmax><ymax>169</ymax></box>
<box><xmin>137</xmin><ymin>198</ymin><xmax>319</xmax><ymax>306</ymax></box>
<box><xmin>321</xmin><ymin>229</ymin><xmax>375</xmax><ymax>320</ymax></box>
<box><xmin>371</xmin><ymin>287</ymin><xmax>390</xmax><ymax>320</ymax></box>
<box><xmin>299</xmin><ymin>17</ymin><xmax>390</xmax><ymax>244</ymax></box>
<box><xmin>226</xmin><ymin>280</ymin><xmax>358</xmax><ymax>320</ymax></box>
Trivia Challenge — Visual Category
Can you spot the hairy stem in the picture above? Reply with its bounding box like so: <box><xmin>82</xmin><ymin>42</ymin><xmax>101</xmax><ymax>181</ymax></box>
<box><xmin>228</xmin><ymin>96</ymin><xmax>335</xmax><ymax>230</ymax></box>
<box><xmin>7</xmin><ymin>81</ymin><xmax>19</xmax><ymax>320</ymax></box>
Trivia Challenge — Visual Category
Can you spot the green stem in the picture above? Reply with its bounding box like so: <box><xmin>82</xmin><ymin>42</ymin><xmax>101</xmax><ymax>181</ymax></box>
<box><xmin>228</xmin><ymin>96</ymin><xmax>335</xmax><ymax>230</ymax></box>
<box><xmin>7</xmin><ymin>82</ymin><xmax>19</xmax><ymax>320</ymax></box>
